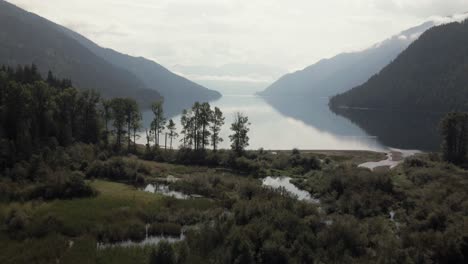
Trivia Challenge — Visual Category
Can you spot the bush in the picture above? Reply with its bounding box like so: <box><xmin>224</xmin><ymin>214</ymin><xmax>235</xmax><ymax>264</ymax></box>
<box><xmin>175</xmin><ymin>148</ymin><xmax>208</xmax><ymax>165</ymax></box>
<box><xmin>149</xmin><ymin>222</ymin><xmax>182</xmax><ymax>237</ymax></box>
<box><xmin>127</xmin><ymin>221</ymin><xmax>146</xmax><ymax>241</ymax></box>
<box><xmin>28</xmin><ymin>213</ymin><xmax>64</xmax><ymax>238</ymax></box>
<box><xmin>292</xmin><ymin>148</ymin><xmax>300</xmax><ymax>155</ymax></box>
<box><xmin>233</xmin><ymin>157</ymin><xmax>260</xmax><ymax>175</ymax></box>
<box><xmin>27</xmin><ymin>170</ymin><xmax>95</xmax><ymax>200</ymax></box>
<box><xmin>289</xmin><ymin>154</ymin><xmax>321</xmax><ymax>173</ymax></box>
<box><xmin>86</xmin><ymin>157</ymin><xmax>141</xmax><ymax>183</ymax></box>
<box><xmin>150</xmin><ymin>241</ymin><xmax>176</xmax><ymax>264</ymax></box>
<box><xmin>10</xmin><ymin>162</ymin><xmax>29</xmax><ymax>182</ymax></box>
<box><xmin>0</xmin><ymin>181</ymin><xmax>18</xmax><ymax>201</ymax></box>
<box><xmin>404</xmin><ymin>157</ymin><xmax>429</xmax><ymax>168</ymax></box>
<box><xmin>4</xmin><ymin>209</ymin><xmax>29</xmax><ymax>238</ymax></box>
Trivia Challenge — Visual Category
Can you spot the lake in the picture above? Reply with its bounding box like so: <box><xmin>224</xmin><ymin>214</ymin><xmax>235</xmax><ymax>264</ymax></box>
<box><xmin>138</xmin><ymin>95</ymin><xmax>443</xmax><ymax>151</ymax></box>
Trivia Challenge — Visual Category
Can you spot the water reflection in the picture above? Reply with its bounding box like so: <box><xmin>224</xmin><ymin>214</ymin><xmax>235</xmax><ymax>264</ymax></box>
<box><xmin>330</xmin><ymin>106</ymin><xmax>443</xmax><ymax>151</ymax></box>
<box><xmin>139</xmin><ymin>95</ymin><xmax>384</xmax><ymax>151</ymax></box>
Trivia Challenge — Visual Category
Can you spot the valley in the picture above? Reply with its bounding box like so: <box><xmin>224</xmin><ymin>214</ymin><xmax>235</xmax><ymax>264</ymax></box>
<box><xmin>1</xmin><ymin>1</ymin><xmax>468</xmax><ymax>263</ymax></box>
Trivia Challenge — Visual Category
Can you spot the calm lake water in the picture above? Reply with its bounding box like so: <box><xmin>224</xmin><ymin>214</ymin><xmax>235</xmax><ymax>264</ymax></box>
<box><xmin>138</xmin><ymin>95</ymin><xmax>442</xmax><ymax>151</ymax></box>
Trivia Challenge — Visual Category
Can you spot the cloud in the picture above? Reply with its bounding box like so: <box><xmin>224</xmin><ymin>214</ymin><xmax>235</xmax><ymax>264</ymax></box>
<box><xmin>373</xmin><ymin>0</ymin><xmax>468</xmax><ymax>18</ymax></box>
<box><xmin>64</xmin><ymin>22</ymin><xmax>128</xmax><ymax>38</ymax></box>
<box><xmin>6</xmin><ymin>0</ymin><xmax>468</xmax><ymax>74</ymax></box>
<box><xmin>431</xmin><ymin>12</ymin><xmax>468</xmax><ymax>25</ymax></box>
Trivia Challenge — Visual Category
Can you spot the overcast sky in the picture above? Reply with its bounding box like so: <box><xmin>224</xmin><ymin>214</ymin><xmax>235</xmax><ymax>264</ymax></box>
<box><xmin>6</xmin><ymin>0</ymin><xmax>468</xmax><ymax>85</ymax></box>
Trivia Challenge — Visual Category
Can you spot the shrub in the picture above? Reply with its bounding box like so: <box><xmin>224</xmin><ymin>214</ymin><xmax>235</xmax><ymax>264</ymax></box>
<box><xmin>86</xmin><ymin>157</ymin><xmax>138</xmax><ymax>183</ymax></box>
<box><xmin>404</xmin><ymin>157</ymin><xmax>429</xmax><ymax>168</ymax></box>
<box><xmin>175</xmin><ymin>148</ymin><xmax>208</xmax><ymax>165</ymax></box>
<box><xmin>28</xmin><ymin>213</ymin><xmax>64</xmax><ymax>238</ymax></box>
<box><xmin>27</xmin><ymin>170</ymin><xmax>95</xmax><ymax>200</ymax></box>
<box><xmin>4</xmin><ymin>209</ymin><xmax>29</xmax><ymax>237</ymax></box>
<box><xmin>149</xmin><ymin>222</ymin><xmax>182</xmax><ymax>237</ymax></box>
<box><xmin>10</xmin><ymin>162</ymin><xmax>29</xmax><ymax>182</ymax></box>
<box><xmin>292</xmin><ymin>148</ymin><xmax>300</xmax><ymax>155</ymax></box>
<box><xmin>150</xmin><ymin>241</ymin><xmax>176</xmax><ymax>264</ymax></box>
<box><xmin>127</xmin><ymin>221</ymin><xmax>146</xmax><ymax>241</ymax></box>
<box><xmin>233</xmin><ymin>157</ymin><xmax>260</xmax><ymax>175</ymax></box>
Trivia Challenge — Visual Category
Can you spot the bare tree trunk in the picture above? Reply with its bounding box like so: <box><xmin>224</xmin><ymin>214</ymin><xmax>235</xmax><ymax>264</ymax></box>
<box><xmin>133</xmin><ymin>128</ymin><xmax>137</xmax><ymax>152</ymax></box>
<box><xmin>165</xmin><ymin>133</ymin><xmax>167</xmax><ymax>150</ymax></box>
<box><xmin>154</xmin><ymin>124</ymin><xmax>158</xmax><ymax>148</ymax></box>
<box><xmin>202</xmin><ymin>125</ymin><xmax>205</xmax><ymax>150</ymax></box>
<box><xmin>145</xmin><ymin>128</ymin><xmax>151</xmax><ymax>151</ymax></box>
<box><xmin>127</xmin><ymin>122</ymin><xmax>131</xmax><ymax>152</ymax></box>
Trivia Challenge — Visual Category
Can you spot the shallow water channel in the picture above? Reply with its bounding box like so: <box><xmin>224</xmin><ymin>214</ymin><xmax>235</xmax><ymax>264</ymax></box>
<box><xmin>262</xmin><ymin>176</ymin><xmax>319</xmax><ymax>203</ymax></box>
<box><xmin>144</xmin><ymin>184</ymin><xmax>189</xmax><ymax>199</ymax></box>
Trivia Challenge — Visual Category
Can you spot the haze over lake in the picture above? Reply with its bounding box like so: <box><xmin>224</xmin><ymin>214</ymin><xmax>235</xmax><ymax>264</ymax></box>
<box><xmin>140</xmin><ymin>94</ymin><xmax>442</xmax><ymax>151</ymax></box>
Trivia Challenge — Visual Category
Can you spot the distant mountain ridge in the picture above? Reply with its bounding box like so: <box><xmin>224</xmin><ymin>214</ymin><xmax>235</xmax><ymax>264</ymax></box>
<box><xmin>258</xmin><ymin>21</ymin><xmax>436</xmax><ymax>97</ymax></box>
<box><xmin>0</xmin><ymin>0</ymin><xmax>161</xmax><ymax>106</ymax></box>
<box><xmin>0</xmin><ymin>0</ymin><xmax>220</xmax><ymax>109</ymax></box>
<box><xmin>330</xmin><ymin>19</ymin><xmax>468</xmax><ymax>111</ymax></box>
<box><xmin>61</xmin><ymin>27</ymin><xmax>221</xmax><ymax>107</ymax></box>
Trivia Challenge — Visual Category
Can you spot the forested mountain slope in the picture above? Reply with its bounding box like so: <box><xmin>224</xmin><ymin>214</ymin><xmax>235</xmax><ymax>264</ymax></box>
<box><xmin>0</xmin><ymin>1</ymin><xmax>221</xmax><ymax>109</ymax></box>
<box><xmin>258</xmin><ymin>22</ymin><xmax>434</xmax><ymax>97</ymax></box>
<box><xmin>330</xmin><ymin>20</ymin><xmax>468</xmax><ymax>111</ymax></box>
<box><xmin>61</xmin><ymin>27</ymin><xmax>221</xmax><ymax>106</ymax></box>
<box><xmin>0</xmin><ymin>0</ymin><xmax>162</xmax><ymax>106</ymax></box>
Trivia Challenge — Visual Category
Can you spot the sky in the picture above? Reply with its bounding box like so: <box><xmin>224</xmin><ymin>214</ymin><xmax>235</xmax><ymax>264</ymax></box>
<box><xmin>6</xmin><ymin>0</ymin><xmax>468</xmax><ymax>91</ymax></box>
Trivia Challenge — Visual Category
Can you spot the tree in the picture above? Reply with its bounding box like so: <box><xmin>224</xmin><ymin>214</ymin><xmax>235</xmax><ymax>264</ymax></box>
<box><xmin>151</xmin><ymin>100</ymin><xmax>166</xmax><ymax>148</ymax></box>
<box><xmin>123</xmin><ymin>98</ymin><xmax>139</xmax><ymax>151</ymax></box>
<box><xmin>131</xmin><ymin>111</ymin><xmax>142</xmax><ymax>152</ymax></box>
<box><xmin>0</xmin><ymin>66</ymin><xmax>103</xmax><ymax>166</ymax></box>
<box><xmin>178</xmin><ymin>102</ymin><xmax>214</xmax><ymax>151</ymax></box>
<box><xmin>76</xmin><ymin>90</ymin><xmax>100</xmax><ymax>144</ymax></box>
<box><xmin>101</xmin><ymin>99</ymin><xmax>112</xmax><ymax>146</ymax></box>
<box><xmin>110</xmin><ymin>98</ymin><xmax>128</xmax><ymax>151</ymax></box>
<box><xmin>180</xmin><ymin>109</ymin><xmax>194</xmax><ymax>148</ymax></box>
<box><xmin>210</xmin><ymin>107</ymin><xmax>225</xmax><ymax>151</ymax></box>
<box><xmin>167</xmin><ymin>119</ymin><xmax>178</xmax><ymax>150</ymax></box>
<box><xmin>440</xmin><ymin>112</ymin><xmax>468</xmax><ymax>164</ymax></box>
<box><xmin>199</xmin><ymin>102</ymin><xmax>212</xmax><ymax>150</ymax></box>
<box><xmin>192</xmin><ymin>102</ymin><xmax>201</xmax><ymax>150</ymax></box>
<box><xmin>149</xmin><ymin>241</ymin><xmax>175</xmax><ymax>264</ymax></box>
<box><xmin>55</xmin><ymin>88</ymin><xmax>78</xmax><ymax>146</ymax></box>
<box><xmin>145</xmin><ymin>128</ymin><xmax>153</xmax><ymax>152</ymax></box>
<box><xmin>229</xmin><ymin>112</ymin><xmax>250</xmax><ymax>155</ymax></box>
<box><xmin>29</xmin><ymin>81</ymin><xmax>53</xmax><ymax>143</ymax></box>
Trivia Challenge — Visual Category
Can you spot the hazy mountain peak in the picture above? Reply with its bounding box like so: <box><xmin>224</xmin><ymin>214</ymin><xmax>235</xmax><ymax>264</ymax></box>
<box><xmin>258</xmin><ymin>19</ymin><xmax>437</xmax><ymax>98</ymax></box>
<box><xmin>0</xmin><ymin>0</ymin><xmax>220</xmax><ymax>111</ymax></box>
<box><xmin>330</xmin><ymin>18</ymin><xmax>468</xmax><ymax>111</ymax></box>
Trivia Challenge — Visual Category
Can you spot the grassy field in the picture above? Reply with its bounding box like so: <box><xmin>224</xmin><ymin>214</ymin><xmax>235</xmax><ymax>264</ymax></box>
<box><xmin>0</xmin><ymin>150</ymin><xmax>413</xmax><ymax>264</ymax></box>
<box><xmin>0</xmin><ymin>179</ymin><xmax>215</xmax><ymax>264</ymax></box>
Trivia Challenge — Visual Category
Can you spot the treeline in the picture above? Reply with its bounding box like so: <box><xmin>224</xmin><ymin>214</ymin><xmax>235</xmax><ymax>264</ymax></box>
<box><xmin>143</xmin><ymin>100</ymin><xmax>252</xmax><ymax>163</ymax></box>
<box><xmin>330</xmin><ymin>20</ymin><xmax>468</xmax><ymax>111</ymax></box>
<box><xmin>0</xmin><ymin>65</ymin><xmax>256</xmax><ymax>200</ymax></box>
<box><xmin>0</xmin><ymin>65</ymin><xmax>100</xmax><ymax>168</ymax></box>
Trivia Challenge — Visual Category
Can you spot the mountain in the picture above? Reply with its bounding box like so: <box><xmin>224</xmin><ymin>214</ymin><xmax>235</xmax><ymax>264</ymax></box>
<box><xmin>172</xmin><ymin>64</ymin><xmax>286</xmax><ymax>95</ymax></box>
<box><xmin>61</xmin><ymin>28</ymin><xmax>221</xmax><ymax>110</ymax></box>
<box><xmin>0</xmin><ymin>0</ymin><xmax>161</xmax><ymax>106</ymax></box>
<box><xmin>330</xmin><ymin>19</ymin><xmax>468</xmax><ymax>111</ymax></box>
<box><xmin>258</xmin><ymin>22</ymin><xmax>435</xmax><ymax>98</ymax></box>
<box><xmin>0</xmin><ymin>0</ymin><xmax>220</xmax><ymax>111</ymax></box>
<box><xmin>329</xmin><ymin>107</ymin><xmax>443</xmax><ymax>151</ymax></box>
